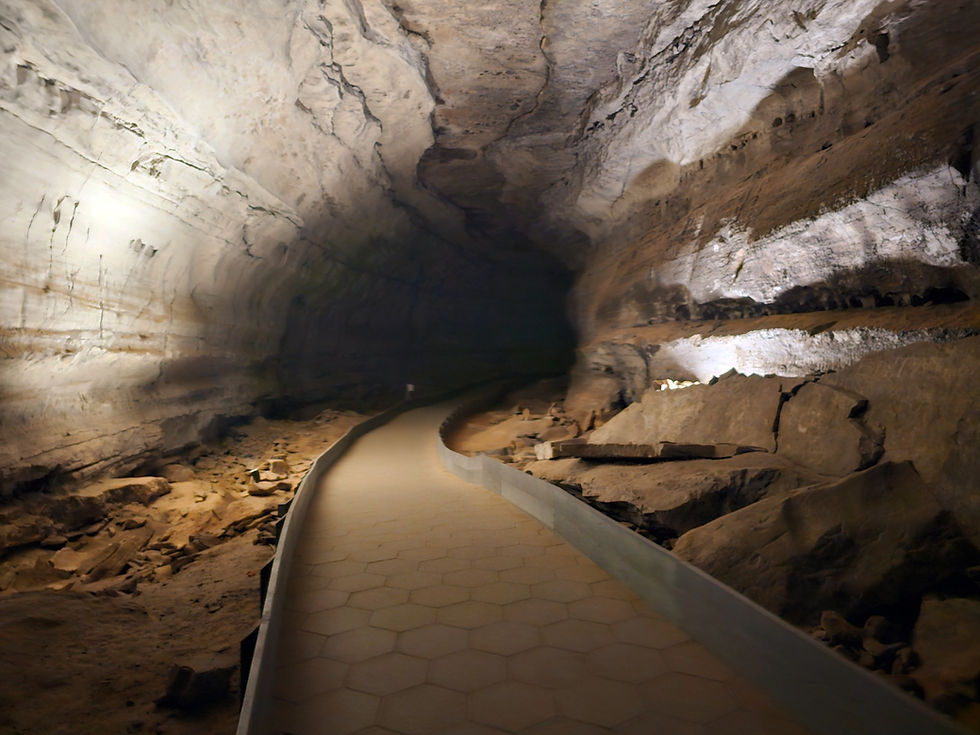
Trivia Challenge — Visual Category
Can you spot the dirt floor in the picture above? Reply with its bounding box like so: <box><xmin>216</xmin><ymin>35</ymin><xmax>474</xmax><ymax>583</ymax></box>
<box><xmin>0</xmin><ymin>407</ymin><xmax>366</xmax><ymax>735</ymax></box>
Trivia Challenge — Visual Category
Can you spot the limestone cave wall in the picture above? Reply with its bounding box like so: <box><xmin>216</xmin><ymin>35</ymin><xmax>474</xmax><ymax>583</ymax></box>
<box><xmin>1</xmin><ymin>0</ymin><xmax>977</xmax><ymax>499</ymax></box>
<box><xmin>0</xmin><ymin>0</ymin><xmax>572</xmax><ymax>493</ymax></box>
<box><xmin>547</xmin><ymin>0</ymin><xmax>980</xmax><ymax>396</ymax></box>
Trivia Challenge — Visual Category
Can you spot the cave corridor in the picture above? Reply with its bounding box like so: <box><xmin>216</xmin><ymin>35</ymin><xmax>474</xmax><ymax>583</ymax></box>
<box><xmin>0</xmin><ymin>1</ymin><xmax>978</xmax><ymax>734</ymax></box>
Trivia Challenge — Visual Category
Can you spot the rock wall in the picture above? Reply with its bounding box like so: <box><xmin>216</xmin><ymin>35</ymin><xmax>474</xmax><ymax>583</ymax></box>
<box><xmin>550</xmin><ymin>0</ymin><xmax>980</xmax><ymax>391</ymax></box>
<box><xmin>0</xmin><ymin>0</ymin><xmax>571</xmax><ymax>493</ymax></box>
<box><xmin>1</xmin><ymin>0</ymin><xmax>977</xmax><ymax>494</ymax></box>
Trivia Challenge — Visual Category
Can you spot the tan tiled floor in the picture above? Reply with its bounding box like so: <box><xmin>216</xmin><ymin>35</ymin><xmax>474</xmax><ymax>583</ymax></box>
<box><xmin>264</xmin><ymin>403</ymin><xmax>812</xmax><ymax>735</ymax></box>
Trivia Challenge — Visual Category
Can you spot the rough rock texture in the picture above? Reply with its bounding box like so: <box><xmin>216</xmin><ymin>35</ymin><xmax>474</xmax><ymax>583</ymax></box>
<box><xmin>563</xmin><ymin>0</ymin><xmax>980</xmax><ymax>337</ymax></box>
<box><xmin>588</xmin><ymin>371</ymin><xmax>793</xmax><ymax>451</ymax></box>
<box><xmin>527</xmin><ymin>451</ymin><xmax>820</xmax><ymax>542</ymax></box>
<box><xmin>821</xmin><ymin>336</ymin><xmax>980</xmax><ymax>547</ymax></box>
<box><xmin>912</xmin><ymin>598</ymin><xmax>980</xmax><ymax>711</ymax></box>
<box><xmin>672</xmin><ymin>461</ymin><xmax>978</xmax><ymax>624</ymax></box>
<box><xmin>548</xmin><ymin>1</ymin><xmax>980</xmax><ymax>408</ymax></box>
<box><xmin>0</xmin><ymin>407</ymin><xmax>359</xmax><ymax>734</ymax></box>
<box><xmin>1</xmin><ymin>0</ymin><xmax>978</xmax><ymax>729</ymax></box>
<box><xmin>776</xmin><ymin>381</ymin><xmax>882</xmax><ymax>477</ymax></box>
<box><xmin>0</xmin><ymin>0</ymin><xmax>572</xmax><ymax>492</ymax></box>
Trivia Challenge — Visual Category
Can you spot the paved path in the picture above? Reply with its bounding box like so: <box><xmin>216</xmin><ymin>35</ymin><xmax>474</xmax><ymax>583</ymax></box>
<box><xmin>263</xmin><ymin>402</ymin><xmax>811</xmax><ymax>735</ymax></box>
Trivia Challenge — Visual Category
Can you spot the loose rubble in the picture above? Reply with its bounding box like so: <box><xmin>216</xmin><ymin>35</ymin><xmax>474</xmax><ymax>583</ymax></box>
<box><xmin>0</xmin><ymin>406</ymin><xmax>363</xmax><ymax>735</ymax></box>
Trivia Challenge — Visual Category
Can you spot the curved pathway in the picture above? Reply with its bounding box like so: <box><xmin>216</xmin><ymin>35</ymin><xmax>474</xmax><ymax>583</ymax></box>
<box><xmin>263</xmin><ymin>401</ymin><xmax>811</xmax><ymax>734</ymax></box>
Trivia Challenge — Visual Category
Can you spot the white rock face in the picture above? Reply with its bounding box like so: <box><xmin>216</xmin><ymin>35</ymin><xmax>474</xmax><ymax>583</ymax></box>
<box><xmin>655</xmin><ymin>166</ymin><xmax>979</xmax><ymax>307</ymax></box>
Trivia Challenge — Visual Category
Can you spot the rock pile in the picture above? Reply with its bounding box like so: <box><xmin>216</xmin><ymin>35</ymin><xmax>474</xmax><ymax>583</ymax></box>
<box><xmin>0</xmin><ymin>407</ymin><xmax>363</xmax><ymax>735</ymax></box>
<box><xmin>451</xmin><ymin>337</ymin><xmax>980</xmax><ymax>728</ymax></box>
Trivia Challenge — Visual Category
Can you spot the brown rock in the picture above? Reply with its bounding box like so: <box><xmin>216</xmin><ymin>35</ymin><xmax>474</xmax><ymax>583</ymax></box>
<box><xmin>863</xmin><ymin>615</ymin><xmax>898</xmax><ymax>644</ymax></box>
<box><xmin>0</xmin><ymin>517</ymin><xmax>55</xmax><ymax>552</ymax></box>
<box><xmin>589</xmin><ymin>372</ymin><xmax>795</xmax><ymax>452</ymax></box>
<box><xmin>159</xmin><ymin>464</ymin><xmax>196</xmax><ymax>482</ymax></box>
<box><xmin>777</xmin><ymin>382</ymin><xmax>882</xmax><ymax>475</ymax></box>
<box><xmin>658</xmin><ymin>442</ymin><xmax>764</xmax><ymax>459</ymax></box>
<box><xmin>537</xmin><ymin>423</ymin><xmax>579</xmax><ymax>443</ymax></box>
<box><xmin>911</xmin><ymin>597</ymin><xmax>980</xmax><ymax>707</ymax></box>
<box><xmin>820</xmin><ymin>610</ymin><xmax>862</xmax><ymax>647</ymax></box>
<box><xmin>247</xmin><ymin>479</ymin><xmax>290</xmax><ymax>497</ymax></box>
<box><xmin>83</xmin><ymin>526</ymin><xmax>154</xmax><ymax>582</ymax></box>
<box><xmin>672</xmin><ymin>461</ymin><xmax>978</xmax><ymax>622</ymax></box>
<box><xmin>863</xmin><ymin>638</ymin><xmax>905</xmax><ymax>669</ymax></box>
<box><xmin>535</xmin><ymin>440</ymin><xmax>660</xmax><ymax>461</ymax></box>
<box><xmin>266</xmin><ymin>458</ymin><xmax>289</xmax><ymax>477</ymax></box>
<box><xmin>76</xmin><ymin>477</ymin><xmax>171</xmax><ymax>506</ymax></box>
<box><xmin>822</xmin><ymin>337</ymin><xmax>980</xmax><ymax>546</ymax></box>
<box><xmin>564</xmin><ymin>368</ymin><xmax>623</xmax><ymax>429</ymax></box>
<box><xmin>39</xmin><ymin>534</ymin><xmax>68</xmax><ymax>550</ymax></box>
<box><xmin>157</xmin><ymin>651</ymin><xmax>237</xmax><ymax>711</ymax></box>
<box><xmin>527</xmin><ymin>452</ymin><xmax>815</xmax><ymax>540</ymax></box>
<box><xmin>892</xmin><ymin>646</ymin><xmax>918</xmax><ymax>675</ymax></box>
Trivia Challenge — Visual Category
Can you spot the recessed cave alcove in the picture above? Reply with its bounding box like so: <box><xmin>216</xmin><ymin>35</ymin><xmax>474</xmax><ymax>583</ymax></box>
<box><xmin>0</xmin><ymin>1</ymin><xmax>978</xmax><ymax>734</ymax></box>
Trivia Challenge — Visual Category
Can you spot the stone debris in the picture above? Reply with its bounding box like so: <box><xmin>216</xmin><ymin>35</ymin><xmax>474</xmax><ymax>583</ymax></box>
<box><xmin>811</xmin><ymin>610</ymin><xmax>917</xmax><ymax>682</ymax></box>
<box><xmin>449</xmin><ymin>351</ymin><xmax>980</xmax><ymax>725</ymax></box>
<box><xmin>672</xmin><ymin>461</ymin><xmax>978</xmax><ymax>622</ymax></box>
<box><xmin>0</xmin><ymin>409</ymin><xmax>362</xmax><ymax>597</ymax></box>
<box><xmin>159</xmin><ymin>464</ymin><xmax>196</xmax><ymax>482</ymax></box>
<box><xmin>910</xmin><ymin>598</ymin><xmax>980</xmax><ymax>712</ymax></box>
<box><xmin>157</xmin><ymin>650</ymin><xmax>237</xmax><ymax>711</ymax></box>
<box><xmin>0</xmin><ymin>477</ymin><xmax>170</xmax><ymax>555</ymax></box>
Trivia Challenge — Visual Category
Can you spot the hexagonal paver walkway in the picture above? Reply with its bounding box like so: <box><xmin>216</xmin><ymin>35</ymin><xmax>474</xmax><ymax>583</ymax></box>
<box><xmin>263</xmin><ymin>402</ymin><xmax>812</xmax><ymax>735</ymax></box>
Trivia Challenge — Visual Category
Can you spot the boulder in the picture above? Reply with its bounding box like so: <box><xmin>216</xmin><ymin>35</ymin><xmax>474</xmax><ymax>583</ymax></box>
<box><xmin>589</xmin><ymin>372</ymin><xmax>796</xmax><ymax>452</ymax></box>
<box><xmin>76</xmin><ymin>477</ymin><xmax>171</xmax><ymax>506</ymax></box>
<box><xmin>533</xmin><ymin>440</ymin><xmax>660</xmax><ymax>461</ymax></box>
<box><xmin>160</xmin><ymin>464</ymin><xmax>196</xmax><ymax>482</ymax></box>
<box><xmin>777</xmin><ymin>382</ymin><xmax>883</xmax><ymax>476</ymax></box>
<box><xmin>911</xmin><ymin>598</ymin><xmax>980</xmax><ymax>710</ymax></box>
<box><xmin>266</xmin><ymin>458</ymin><xmax>289</xmax><ymax>477</ymax></box>
<box><xmin>821</xmin><ymin>337</ymin><xmax>980</xmax><ymax>544</ymax></box>
<box><xmin>0</xmin><ymin>515</ymin><xmax>56</xmax><ymax>553</ymax></box>
<box><xmin>157</xmin><ymin>650</ymin><xmax>237</xmax><ymax>711</ymax></box>
<box><xmin>83</xmin><ymin>526</ymin><xmax>154</xmax><ymax>582</ymax></box>
<box><xmin>564</xmin><ymin>367</ymin><xmax>624</xmax><ymax>430</ymax></box>
<box><xmin>672</xmin><ymin>461</ymin><xmax>980</xmax><ymax>623</ymax></box>
<box><xmin>534</xmin><ymin>438</ymin><xmax>764</xmax><ymax>461</ymax></box>
<box><xmin>247</xmin><ymin>479</ymin><xmax>290</xmax><ymax>497</ymax></box>
<box><xmin>819</xmin><ymin>610</ymin><xmax>863</xmax><ymax>647</ymax></box>
<box><xmin>39</xmin><ymin>534</ymin><xmax>68</xmax><ymax>550</ymax></box>
<box><xmin>820</xmin><ymin>336</ymin><xmax>980</xmax><ymax>492</ymax></box>
<box><xmin>51</xmin><ymin>526</ymin><xmax>153</xmax><ymax>581</ymax></box>
<box><xmin>526</xmin><ymin>452</ymin><xmax>817</xmax><ymax>539</ymax></box>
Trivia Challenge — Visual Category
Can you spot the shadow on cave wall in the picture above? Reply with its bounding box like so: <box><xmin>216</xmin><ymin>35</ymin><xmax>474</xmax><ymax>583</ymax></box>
<box><xmin>599</xmin><ymin>259</ymin><xmax>975</xmax><ymax>327</ymax></box>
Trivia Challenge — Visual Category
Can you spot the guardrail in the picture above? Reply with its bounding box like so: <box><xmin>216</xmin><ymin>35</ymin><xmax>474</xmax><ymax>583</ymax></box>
<box><xmin>235</xmin><ymin>377</ymin><xmax>532</xmax><ymax>734</ymax></box>
<box><xmin>437</xmin><ymin>391</ymin><xmax>969</xmax><ymax>735</ymax></box>
<box><xmin>236</xmin><ymin>401</ymin><xmax>409</xmax><ymax>735</ymax></box>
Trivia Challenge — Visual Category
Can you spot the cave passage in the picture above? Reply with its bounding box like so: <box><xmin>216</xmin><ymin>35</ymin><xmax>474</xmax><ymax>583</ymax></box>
<box><xmin>260</xmin><ymin>400</ymin><xmax>808</xmax><ymax>734</ymax></box>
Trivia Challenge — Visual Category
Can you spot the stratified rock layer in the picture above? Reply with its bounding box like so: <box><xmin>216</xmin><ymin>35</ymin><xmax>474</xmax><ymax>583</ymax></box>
<box><xmin>0</xmin><ymin>0</ymin><xmax>572</xmax><ymax>492</ymax></box>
